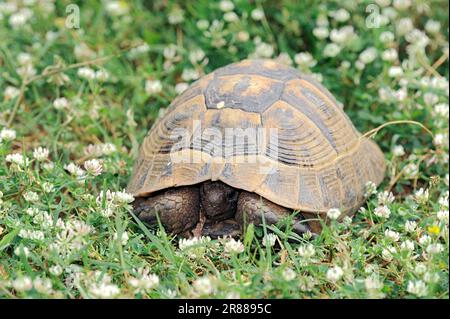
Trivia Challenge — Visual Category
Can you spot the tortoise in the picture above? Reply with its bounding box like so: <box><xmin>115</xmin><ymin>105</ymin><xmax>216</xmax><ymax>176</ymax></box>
<box><xmin>127</xmin><ymin>59</ymin><xmax>385</xmax><ymax>238</ymax></box>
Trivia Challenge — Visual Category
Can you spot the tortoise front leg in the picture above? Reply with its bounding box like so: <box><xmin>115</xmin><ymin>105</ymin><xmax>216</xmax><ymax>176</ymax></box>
<box><xmin>133</xmin><ymin>186</ymin><xmax>200</xmax><ymax>235</ymax></box>
<box><xmin>235</xmin><ymin>191</ymin><xmax>311</xmax><ymax>236</ymax></box>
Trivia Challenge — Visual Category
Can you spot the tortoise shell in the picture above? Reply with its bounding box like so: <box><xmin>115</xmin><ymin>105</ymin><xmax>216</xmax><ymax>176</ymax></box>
<box><xmin>127</xmin><ymin>59</ymin><xmax>385</xmax><ymax>215</ymax></box>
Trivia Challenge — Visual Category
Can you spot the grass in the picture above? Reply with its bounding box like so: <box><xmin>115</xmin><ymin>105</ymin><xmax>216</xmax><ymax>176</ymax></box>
<box><xmin>0</xmin><ymin>0</ymin><xmax>448</xmax><ymax>299</ymax></box>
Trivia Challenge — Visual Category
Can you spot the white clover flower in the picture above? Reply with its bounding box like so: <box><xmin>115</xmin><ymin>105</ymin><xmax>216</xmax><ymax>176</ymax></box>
<box><xmin>224</xmin><ymin>238</ymin><xmax>244</xmax><ymax>254</ymax></box>
<box><xmin>89</xmin><ymin>282</ymin><xmax>121</xmax><ymax>298</ymax></box>
<box><xmin>426</xmin><ymin>243</ymin><xmax>444</xmax><ymax>255</ymax></box>
<box><xmin>33</xmin><ymin>147</ymin><xmax>49</xmax><ymax>161</ymax></box>
<box><xmin>394</xmin><ymin>87</ymin><xmax>407</xmax><ymax>102</ymax></box>
<box><xmin>312</xmin><ymin>27</ymin><xmax>329</xmax><ymax>39</ymax></box>
<box><xmin>113</xmin><ymin>190</ymin><xmax>134</xmax><ymax>204</ymax></box>
<box><xmin>329</xmin><ymin>9</ymin><xmax>350</xmax><ymax>22</ymax></box>
<box><xmin>251</xmin><ymin>8</ymin><xmax>264</xmax><ymax>21</ymax></box>
<box><xmin>377</xmin><ymin>191</ymin><xmax>395</xmax><ymax>205</ymax></box>
<box><xmin>43</xmin><ymin>162</ymin><xmax>55</xmax><ymax>171</ymax></box>
<box><xmin>365</xmin><ymin>275</ymin><xmax>385</xmax><ymax>299</ymax></box>
<box><xmin>393</xmin><ymin>0</ymin><xmax>411</xmax><ymax>10</ymax></box>
<box><xmin>425</xmin><ymin>20</ymin><xmax>441</xmax><ymax>34</ymax></box>
<box><xmin>379</xmin><ymin>31</ymin><xmax>395</xmax><ymax>43</ymax></box>
<box><xmin>388</xmin><ymin>66</ymin><xmax>403</xmax><ymax>78</ymax></box>
<box><xmin>236</xmin><ymin>30</ymin><xmax>250</xmax><ymax>42</ymax></box>
<box><xmin>181</xmin><ymin>68</ymin><xmax>200</xmax><ymax>82</ymax></box>
<box><xmin>178</xmin><ymin>236</ymin><xmax>211</xmax><ymax>258</ymax></box>
<box><xmin>192</xmin><ymin>277</ymin><xmax>214</xmax><ymax>295</ymax></box>
<box><xmin>101</xmin><ymin>143</ymin><xmax>117</xmax><ymax>155</ymax></box>
<box><xmin>64</xmin><ymin>162</ymin><xmax>85</xmax><ymax>177</ymax></box>
<box><xmin>326</xmin><ymin>266</ymin><xmax>343</xmax><ymax>282</ymax></box>
<box><xmin>396</xmin><ymin>18</ymin><xmax>414</xmax><ymax>36</ymax></box>
<box><xmin>403</xmin><ymin>163</ymin><xmax>419</xmax><ymax>179</ymax></box>
<box><xmin>219</xmin><ymin>0</ymin><xmax>234</xmax><ymax>12</ymax></box>
<box><xmin>49</xmin><ymin>265</ymin><xmax>63</xmax><ymax>276</ymax></box>
<box><xmin>33</xmin><ymin>277</ymin><xmax>53</xmax><ymax>294</ymax></box>
<box><xmin>414</xmin><ymin>263</ymin><xmax>427</xmax><ymax>275</ymax></box>
<box><xmin>113</xmin><ymin>231</ymin><xmax>129</xmax><ymax>246</ymax></box>
<box><xmin>364</xmin><ymin>181</ymin><xmax>377</xmax><ymax>197</ymax></box>
<box><xmin>379</xmin><ymin>88</ymin><xmax>393</xmax><ymax>103</ymax></box>
<box><xmin>294</xmin><ymin>52</ymin><xmax>317</xmax><ymax>68</ymax></box>
<box><xmin>299</xmin><ymin>275</ymin><xmax>317</xmax><ymax>292</ymax></box>
<box><xmin>25</xmin><ymin>207</ymin><xmax>40</xmax><ymax>217</ymax></box>
<box><xmin>0</xmin><ymin>128</ymin><xmax>16</xmax><ymax>141</ymax></box>
<box><xmin>413</xmin><ymin>188</ymin><xmax>429</xmax><ymax>205</ymax></box>
<box><xmin>381</xmin><ymin>246</ymin><xmax>396</xmax><ymax>261</ymax></box>
<box><xmin>330</xmin><ymin>26</ymin><xmax>356</xmax><ymax>45</ymax></box>
<box><xmin>374</xmin><ymin>206</ymin><xmax>391</xmax><ymax>219</ymax></box>
<box><xmin>400</xmin><ymin>240</ymin><xmax>415</xmax><ymax>252</ymax></box>
<box><xmin>84</xmin><ymin>159</ymin><xmax>103</xmax><ymax>176</ymax></box>
<box><xmin>4</xmin><ymin>86</ymin><xmax>20</xmax><ymax>100</ymax></box>
<box><xmin>323</xmin><ymin>43</ymin><xmax>341</xmax><ymax>58</ymax></box>
<box><xmin>382</xmin><ymin>48</ymin><xmax>398</xmax><ymax>62</ymax></box>
<box><xmin>128</xmin><ymin>269</ymin><xmax>159</xmax><ymax>293</ymax></box>
<box><xmin>12</xmin><ymin>276</ymin><xmax>33</xmax><ymax>292</ymax></box>
<box><xmin>17</xmin><ymin>52</ymin><xmax>32</xmax><ymax>66</ymax></box>
<box><xmin>392</xmin><ymin>145</ymin><xmax>405</xmax><ymax>157</ymax></box>
<box><xmin>168</xmin><ymin>7</ymin><xmax>184</xmax><ymax>25</ymax></box>
<box><xmin>16</xmin><ymin>63</ymin><xmax>36</xmax><ymax>79</ymax></box>
<box><xmin>254</xmin><ymin>42</ymin><xmax>274</xmax><ymax>58</ymax></box>
<box><xmin>53</xmin><ymin>97</ymin><xmax>70</xmax><ymax>110</ymax></box>
<box><xmin>77</xmin><ymin>67</ymin><xmax>96</xmax><ymax>80</ymax></box>
<box><xmin>298</xmin><ymin>244</ymin><xmax>315</xmax><ymax>259</ymax></box>
<box><xmin>433</xmin><ymin>133</ymin><xmax>447</xmax><ymax>147</ymax></box>
<box><xmin>14</xmin><ymin>245</ymin><xmax>30</xmax><ymax>257</ymax></box>
<box><xmin>95</xmin><ymin>69</ymin><xmax>109</xmax><ymax>81</ymax></box>
<box><xmin>264</xmin><ymin>50</ymin><xmax>285</xmax><ymax>64</ymax></box>
<box><xmin>404</xmin><ymin>220</ymin><xmax>417</xmax><ymax>233</ymax></box>
<box><xmin>384</xmin><ymin>229</ymin><xmax>400</xmax><ymax>242</ymax></box>
<box><xmin>189</xmin><ymin>48</ymin><xmax>206</xmax><ymax>64</ymax></box>
<box><xmin>316</xmin><ymin>13</ymin><xmax>329</xmax><ymax>27</ymax></box>
<box><xmin>145</xmin><ymin>80</ymin><xmax>162</xmax><ymax>95</ymax></box>
<box><xmin>437</xmin><ymin>210</ymin><xmax>449</xmax><ymax>224</ymax></box>
<box><xmin>105</xmin><ymin>1</ymin><xmax>129</xmax><ymax>16</ymax></box>
<box><xmin>223</xmin><ymin>11</ymin><xmax>238</xmax><ymax>23</ymax></box>
<box><xmin>74</xmin><ymin>42</ymin><xmax>96</xmax><ymax>61</ymax></box>
<box><xmin>23</xmin><ymin>191</ymin><xmax>39</xmax><ymax>203</ymax></box>
<box><xmin>33</xmin><ymin>211</ymin><xmax>53</xmax><ymax>229</ymax></box>
<box><xmin>175</xmin><ymin>82</ymin><xmax>189</xmax><ymax>94</ymax></box>
<box><xmin>263</xmin><ymin>233</ymin><xmax>277</xmax><ymax>247</ymax></box>
<box><xmin>9</xmin><ymin>9</ymin><xmax>32</xmax><ymax>28</ymax></box>
<box><xmin>6</xmin><ymin>153</ymin><xmax>29</xmax><ymax>168</ymax></box>
<box><xmin>196</xmin><ymin>19</ymin><xmax>209</xmax><ymax>30</ymax></box>
<box><xmin>423</xmin><ymin>92</ymin><xmax>439</xmax><ymax>106</ymax></box>
<box><xmin>407</xmin><ymin>280</ymin><xmax>428</xmax><ymax>297</ymax></box>
<box><xmin>405</xmin><ymin>29</ymin><xmax>429</xmax><ymax>47</ymax></box>
<box><xmin>418</xmin><ymin>234</ymin><xmax>432</xmax><ymax>246</ymax></box>
<box><xmin>355</xmin><ymin>60</ymin><xmax>365</xmax><ymax>71</ymax></box>
<box><xmin>127</xmin><ymin>43</ymin><xmax>150</xmax><ymax>59</ymax></box>
<box><xmin>359</xmin><ymin>47</ymin><xmax>377</xmax><ymax>64</ymax></box>
<box><xmin>326</xmin><ymin>208</ymin><xmax>341</xmax><ymax>220</ymax></box>
<box><xmin>282</xmin><ymin>267</ymin><xmax>296</xmax><ymax>281</ymax></box>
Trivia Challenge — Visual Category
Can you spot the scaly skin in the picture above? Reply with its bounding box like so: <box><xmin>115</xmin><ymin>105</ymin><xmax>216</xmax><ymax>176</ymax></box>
<box><xmin>236</xmin><ymin>191</ymin><xmax>311</xmax><ymax>235</ymax></box>
<box><xmin>133</xmin><ymin>186</ymin><xmax>200</xmax><ymax>234</ymax></box>
<box><xmin>134</xmin><ymin>183</ymin><xmax>311</xmax><ymax>238</ymax></box>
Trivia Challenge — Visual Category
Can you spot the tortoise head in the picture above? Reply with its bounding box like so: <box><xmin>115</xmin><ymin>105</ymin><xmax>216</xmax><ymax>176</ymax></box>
<box><xmin>200</xmin><ymin>181</ymin><xmax>239</xmax><ymax>221</ymax></box>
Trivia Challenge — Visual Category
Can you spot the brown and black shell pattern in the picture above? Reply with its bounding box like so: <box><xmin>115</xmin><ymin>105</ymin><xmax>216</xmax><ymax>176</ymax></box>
<box><xmin>127</xmin><ymin>59</ymin><xmax>386</xmax><ymax>216</ymax></box>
